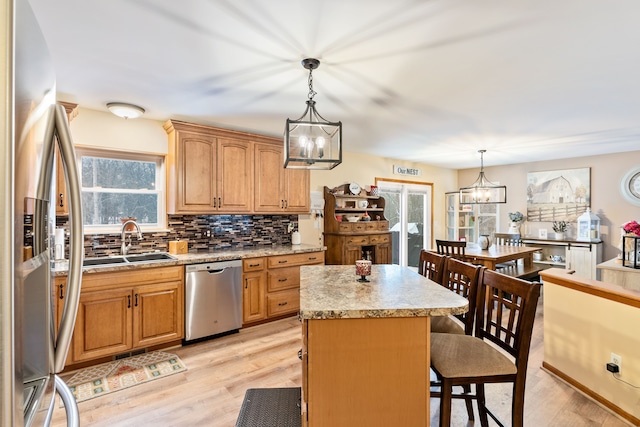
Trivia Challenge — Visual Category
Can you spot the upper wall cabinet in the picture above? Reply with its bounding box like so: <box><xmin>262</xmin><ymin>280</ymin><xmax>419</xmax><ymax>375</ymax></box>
<box><xmin>254</xmin><ymin>142</ymin><xmax>310</xmax><ymax>213</ymax></box>
<box><xmin>164</xmin><ymin>120</ymin><xmax>309</xmax><ymax>215</ymax></box>
<box><xmin>164</xmin><ymin>121</ymin><xmax>253</xmax><ymax>214</ymax></box>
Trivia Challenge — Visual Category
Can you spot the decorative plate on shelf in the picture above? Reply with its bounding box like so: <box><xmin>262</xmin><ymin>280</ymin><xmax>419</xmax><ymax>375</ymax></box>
<box><xmin>349</xmin><ymin>182</ymin><xmax>361</xmax><ymax>195</ymax></box>
<box><xmin>621</xmin><ymin>166</ymin><xmax>640</xmax><ymax>206</ymax></box>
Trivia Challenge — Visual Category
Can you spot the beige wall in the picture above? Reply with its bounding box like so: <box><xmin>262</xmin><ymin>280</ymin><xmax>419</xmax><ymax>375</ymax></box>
<box><xmin>69</xmin><ymin>107</ymin><xmax>168</xmax><ymax>154</ymax></box>
<box><xmin>458</xmin><ymin>153</ymin><xmax>640</xmax><ymax>261</ymax></box>
<box><xmin>543</xmin><ymin>272</ymin><xmax>640</xmax><ymax>423</ymax></box>
<box><xmin>299</xmin><ymin>153</ymin><xmax>457</xmax><ymax>246</ymax></box>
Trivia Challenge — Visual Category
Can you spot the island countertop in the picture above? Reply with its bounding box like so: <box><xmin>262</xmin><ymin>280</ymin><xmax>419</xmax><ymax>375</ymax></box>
<box><xmin>299</xmin><ymin>264</ymin><xmax>469</xmax><ymax>320</ymax></box>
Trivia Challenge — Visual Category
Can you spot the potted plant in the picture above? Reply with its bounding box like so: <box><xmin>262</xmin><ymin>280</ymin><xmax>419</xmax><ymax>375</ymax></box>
<box><xmin>552</xmin><ymin>221</ymin><xmax>567</xmax><ymax>240</ymax></box>
<box><xmin>507</xmin><ymin>211</ymin><xmax>524</xmax><ymax>234</ymax></box>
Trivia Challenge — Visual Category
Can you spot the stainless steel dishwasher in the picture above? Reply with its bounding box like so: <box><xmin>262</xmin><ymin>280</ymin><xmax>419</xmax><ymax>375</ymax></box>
<box><xmin>184</xmin><ymin>259</ymin><xmax>242</xmax><ymax>342</ymax></box>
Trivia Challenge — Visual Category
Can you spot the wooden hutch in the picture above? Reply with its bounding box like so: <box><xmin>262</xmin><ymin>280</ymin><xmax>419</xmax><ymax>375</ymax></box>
<box><xmin>323</xmin><ymin>185</ymin><xmax>392</xmax><ymax>265</ymax></box>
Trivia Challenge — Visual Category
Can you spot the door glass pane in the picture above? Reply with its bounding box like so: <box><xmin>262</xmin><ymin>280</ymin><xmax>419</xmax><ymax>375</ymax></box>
<box><xmin>407</xmin><ymin>192</ymin><xmax>425</xmax><ymax>268</ymax></box>
<box><xmin>380</xmin><ymin>190</ymin><xmax>400</xmax><ymax>264</ymax></box>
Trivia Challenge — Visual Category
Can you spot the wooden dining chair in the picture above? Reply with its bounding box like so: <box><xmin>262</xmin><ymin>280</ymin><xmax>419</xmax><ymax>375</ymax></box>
<box><xmin>417</xmin><ymin>250</ymin><xmax>446</xmax><ymax>284</ymax></box>
<box><xmin>430</xmin><ymin>269</ymin><xmax>542</xmax><ymax>427</ymax></box>
<box><xmin>431</xmin><ymin>257</ymin><xmax>483</xmax><ymax>335</ymax></box>
<box><xmin>493</xmin><ymin>233</ymin><xmax>523</xmax><ymax>269</ymax></box>
<box><xmin>435</xmin><ymin>240</ymin><xmax>466</xmax><ymax>260</ymax></box>
<box><xmin>493</xmin><ymin>233</ymin><xmax>522</xmax><ymax>246</ymax></box>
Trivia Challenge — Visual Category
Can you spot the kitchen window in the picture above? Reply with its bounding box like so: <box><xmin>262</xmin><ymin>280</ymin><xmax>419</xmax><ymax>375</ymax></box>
<box><xmin>76</xmin><ymin>148</ymin><xmax>166</xmax><ymax>232</ymax></box>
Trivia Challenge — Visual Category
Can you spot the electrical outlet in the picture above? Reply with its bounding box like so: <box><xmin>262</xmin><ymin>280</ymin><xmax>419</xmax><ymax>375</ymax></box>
<box><xmin>611</xmin><ymin>352</ymin><xmax>622</xmax><ymax>371</ymax></box>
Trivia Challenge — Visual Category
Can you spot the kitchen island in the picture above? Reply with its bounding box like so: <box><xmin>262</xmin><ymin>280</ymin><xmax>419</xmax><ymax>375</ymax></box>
<box><xmin>299</xmin><ymin>264</ymin><xmax>468</xmax><ymax>427</ymax></box>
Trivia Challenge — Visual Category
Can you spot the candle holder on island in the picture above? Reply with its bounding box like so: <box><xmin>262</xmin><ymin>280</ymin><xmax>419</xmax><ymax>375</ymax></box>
<box><xmin>355</xmin><ymin>260</ymin><xmax>372</xmax><ymax>282</ymax></box>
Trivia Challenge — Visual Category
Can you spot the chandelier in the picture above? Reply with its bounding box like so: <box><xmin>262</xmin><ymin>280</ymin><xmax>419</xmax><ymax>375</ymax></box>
<box><xmin>284</xmin><ymin>58</ymin><xmax>342</xmax><ymax>169</ymax></box>
<box><xmin>459</xmin><ymin>149</ymin><xmax>507</xmax><ymax>204</ymax></box>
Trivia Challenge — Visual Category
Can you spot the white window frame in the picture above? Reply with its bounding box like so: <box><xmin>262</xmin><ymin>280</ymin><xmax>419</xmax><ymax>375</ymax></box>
<box><xmin>75</xmin><ymin>147</ymin><xmax>167</xmax><ymax>233</ymax></box>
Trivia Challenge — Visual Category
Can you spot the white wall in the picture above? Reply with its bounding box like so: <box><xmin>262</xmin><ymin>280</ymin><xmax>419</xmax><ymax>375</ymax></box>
<box><xmin>458</xmin><ymin>152</ymin><xmax>640</xmax><ymax>261</ymax></box>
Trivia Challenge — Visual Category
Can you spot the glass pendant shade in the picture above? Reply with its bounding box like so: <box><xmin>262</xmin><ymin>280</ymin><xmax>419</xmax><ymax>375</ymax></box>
<box><xmin>459</xmin><ymin>150</ymin><xmax>507</xmax><ymax>204</ymax></box>
<box><xmin>284</xmin><ymin>58</ymin><xmax>342</xmax><ymax>170</ymax></box>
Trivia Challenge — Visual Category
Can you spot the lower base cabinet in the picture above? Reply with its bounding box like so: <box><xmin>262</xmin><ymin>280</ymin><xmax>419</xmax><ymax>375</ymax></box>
<box><xmin>522</xmin><ymin>239</ymin><xmax>602</xmax><ymax>279</ymax></box>
<box><xmin>302</xmin><ymin>317</ymin><xmax>430</xmax><ymax>426</ymax></box>
<box><xmin>57</xmin><ymin>266</ymin><xmax>184</xmax><ymax>366</ymax></box>
<box><xmin>242</xmin><ymin>251</ymin><xmax>325</xmax><ymax>325</ymax></box>
<box><xmin>324</xmin><ymin>233</ymin><xmax>391</xmax><ymax>265</ymax></box>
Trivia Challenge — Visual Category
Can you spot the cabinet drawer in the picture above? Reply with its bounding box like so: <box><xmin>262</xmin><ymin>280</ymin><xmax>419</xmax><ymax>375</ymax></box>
<box><xmin>364</xmin><ymin>222</ymin><xmax>378</xmax><ymax>232</ymax></box>
<box><xmin>377</xmin><ymin>221</ymin><xmax>389</xmax><ymax>231</ymax></box>
<box><xmin>370</xmin><ymin>234</ymin><xmax>390</xmax><ymax>244</ymax></box>
<box><xmin>352</xmin><ymin>223</ymin><xmax>367</xmax><ymax>232</ymax></box>
<box><xmin>268</xmin><ymin>266</ymin><xmax>300</xmax><ymax>292</ymax></box>
<box><xmin>268</xmin><ymin>251</ymin><xmax>325</xmax><ymax>269</ymax></box>
<box><xmin>338</xmin><ymin>223</ymin><xmax>352</xmax><ymax>232</ymax></box>
<box><xmin>243</xmin><ymin>257</ymin><xmax>266</xmax><ymax>272</ymax></box>
<box><xmin>267</xmin><ymin>289</ymin><xmax>300</xmax><ymax>317</ymax></box>
<box><xmin>346</xmin><ymin>235</ymin><xmax>369</xmax><ymax>246</ymax></box>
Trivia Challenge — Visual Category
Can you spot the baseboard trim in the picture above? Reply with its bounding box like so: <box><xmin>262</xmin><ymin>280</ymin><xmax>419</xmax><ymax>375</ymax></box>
<box><xmin>542</xmin><ymin>361</ymin><xmax>639</xmax><ymax>426</ymax></box>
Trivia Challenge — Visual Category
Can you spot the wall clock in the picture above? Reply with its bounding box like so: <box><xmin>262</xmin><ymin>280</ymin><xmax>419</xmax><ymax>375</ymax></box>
<box><xmin>349</xmin><ymin>182</ymin><xmax>361</xmax><ymax>195</ymax></box>
<box><xmin>620</xmin><ymin>166</ymin><xmax>640</xmax><ymax>206</ymax></box>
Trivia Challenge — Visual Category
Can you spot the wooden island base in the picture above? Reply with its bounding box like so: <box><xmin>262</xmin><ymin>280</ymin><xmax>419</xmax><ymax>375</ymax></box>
<box><xmin>302</xmin><ymin>316</ymin><xmax>430</xmax><ymax>427</ymax></box>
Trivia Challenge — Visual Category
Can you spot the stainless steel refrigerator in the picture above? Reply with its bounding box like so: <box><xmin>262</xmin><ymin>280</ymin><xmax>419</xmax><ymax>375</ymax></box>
<box><xmin>1</xmin><ymin>0</ymin><xmax>84</xmax><ymax>425</ymax></box>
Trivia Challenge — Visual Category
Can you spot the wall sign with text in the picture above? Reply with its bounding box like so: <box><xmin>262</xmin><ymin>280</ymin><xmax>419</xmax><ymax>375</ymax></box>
<box><xmin>393</xmin><ymin>165</ymin><xmax>422</xmax><ymax>177</ymax></box>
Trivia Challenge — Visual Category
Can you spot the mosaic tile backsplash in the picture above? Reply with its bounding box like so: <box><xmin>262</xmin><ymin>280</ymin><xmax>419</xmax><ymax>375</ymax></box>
<box><xmin>57</xmin><ymin>214</ymin><xmax>298</xmax><ymax>258</ymax></box>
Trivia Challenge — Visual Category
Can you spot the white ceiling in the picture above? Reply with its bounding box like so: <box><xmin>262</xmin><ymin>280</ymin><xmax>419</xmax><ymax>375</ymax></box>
<box><xmin>28</xmin><ymin>0</ymin><xmax>640</xmax><ymax>169</ymax></box>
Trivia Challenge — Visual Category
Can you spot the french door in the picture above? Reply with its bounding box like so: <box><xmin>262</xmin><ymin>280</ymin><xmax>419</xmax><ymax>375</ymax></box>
<box><xmin>377</xmin><ymin>179</ymin><xmax>433</xmax><ymax>269</ymax></box>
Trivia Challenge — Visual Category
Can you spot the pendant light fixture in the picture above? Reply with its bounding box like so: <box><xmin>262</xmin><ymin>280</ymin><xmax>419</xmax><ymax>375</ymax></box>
<box><xmin>459</xmin><ymin>149</ymin><xmax>506</xmax><ymax>204</ymax></box>
<box><xmin>284</xmin><ymin>58</ymin><xmax>342</xmax><ymax>169</ymax></box>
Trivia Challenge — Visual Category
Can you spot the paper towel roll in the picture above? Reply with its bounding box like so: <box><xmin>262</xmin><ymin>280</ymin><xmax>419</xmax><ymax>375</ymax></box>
<box><xmin>55</xmin><ymin>228</ymin><xmax>65</xmax><ymax>260</ymax></box>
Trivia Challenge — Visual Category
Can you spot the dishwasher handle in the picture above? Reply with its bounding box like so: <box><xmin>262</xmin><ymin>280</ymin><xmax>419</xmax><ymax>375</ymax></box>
<box><xmin>206</xmin><ymin>268</ymin><xmax>226</xmax><ymax>274</ymax></box>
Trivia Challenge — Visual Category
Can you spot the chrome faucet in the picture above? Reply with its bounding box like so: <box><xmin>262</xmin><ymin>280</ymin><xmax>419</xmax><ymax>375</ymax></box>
<box><xmin>121</xmin><ymin>220</ymin><xmax>143</xmax><ymax>255</ymax></box>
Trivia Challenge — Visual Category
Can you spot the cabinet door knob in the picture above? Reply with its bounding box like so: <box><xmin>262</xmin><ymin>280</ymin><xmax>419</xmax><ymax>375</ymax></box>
<box><xmin>59</xmin><ymin>193</ymin><xmax>64</xmax><ymax>208</ymax></box>
<box><xmin>127</xmin><ymin>295</ymin><xmax>131</xmax><ymax>308</ymax></box>
<box><xmin>59</xmin><ymin>283</ymin><xmax>64</xmax><ymax>299</ymax></box>
<box><xmin>278</xmin><ymin>301</ymin><xmax>288</xmax><ymax>307</ymax></box>
<box><xmin>134</xmin><ymin>293</ymin><xmax>139</xmax><ymax>307</ymax></box>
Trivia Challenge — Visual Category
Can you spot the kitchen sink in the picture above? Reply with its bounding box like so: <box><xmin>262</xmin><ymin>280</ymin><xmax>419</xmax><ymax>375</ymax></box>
<box><xmin>83</xmin><ymin>256</ymin><xmax>127</xmax><ymax>267</ymax></box>
<box><xmin>83</xmin><ymin>252</ymin><xmax>176</xmax><ymax>267</ymax></box>
<box><xmin>125</xmin><ymin>253</ymin><xmax>176</xmax><ymax>262</ymax></box>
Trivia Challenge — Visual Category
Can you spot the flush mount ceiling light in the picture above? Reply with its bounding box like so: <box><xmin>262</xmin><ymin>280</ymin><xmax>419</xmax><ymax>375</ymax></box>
<box><xmin>106</xmin><ymin>102</ymin><xmax>145</xmax><ymax>119</ymax></box>
<box><xmin>284</xmin><ymin>58</ymin><xmax>342</xmax><ymax>169</ymax></box>
<box><xmin>459</xmin><ymin>149</ymin><xmax>507</xmax><ymax>204</ymax></box>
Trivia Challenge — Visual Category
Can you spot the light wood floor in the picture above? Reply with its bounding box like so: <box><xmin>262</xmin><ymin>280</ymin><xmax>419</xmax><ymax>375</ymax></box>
<box><xmin>51</xmin><ymin>297</ymin><xmax>632</xmax><ymax>427</ymax></box>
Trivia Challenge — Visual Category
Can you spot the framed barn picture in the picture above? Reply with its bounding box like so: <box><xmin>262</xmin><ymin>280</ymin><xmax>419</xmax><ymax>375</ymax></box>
<box><xmin>526</xmin><ymin>167</ymin><xmax>590</xmax><ymax>222</ymax></box>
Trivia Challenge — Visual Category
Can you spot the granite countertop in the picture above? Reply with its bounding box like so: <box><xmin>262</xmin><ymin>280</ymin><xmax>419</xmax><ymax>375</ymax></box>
<box><xmin>299</xmin><ymin>264</ymin><xmax>468</xmax><ymax>320</ymax></box>
<box><xmin>53</xmin><ymin>244</ymin><xmax>325</xmax><ymax>276</ymax></box>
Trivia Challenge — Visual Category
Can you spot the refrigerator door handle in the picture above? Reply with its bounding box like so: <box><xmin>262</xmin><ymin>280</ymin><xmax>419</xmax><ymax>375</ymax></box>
<box><xmin>53</xmin><ymin>104</ymin><xmax>84</xmax><ymax>373</ymax></box>
<box><xmin>44</xmin><ymin>375</ymin><xmax>79</xmax><ymax>427</ymax></box>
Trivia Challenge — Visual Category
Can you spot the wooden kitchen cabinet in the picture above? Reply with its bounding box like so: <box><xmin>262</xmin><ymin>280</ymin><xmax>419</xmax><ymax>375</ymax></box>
<box><xmin>254</xmin><ymin>142</ymin><xmax>310</xmax><ymax>213</ymax></box>
<box><xmin>242</xmin><ymin>251</ymin><xmax>325</xmax><ymax>326</ymax></box>
<box><xmin>323</xmin><ymin>185</ymin><xmax>391</xmax><ymax>264</ymax></box>
<box><xmin>242</xmin><ymin>258</ymin><xmax>267</xmax><ymax>324</ymax></box>
<box><xmin>302</xmin><ymin>317</ymin><xmax>430</xmax><ymax>426</ymax></box>
<box><xmin>68</xmin><ymin>266</ymin><xmax>184</xmax><ymax>365</ymax></box>
<box><xmin>164</xmin><ymin>120</ymin><xmax>253</xmax><ymax>214</ymax></box>
<box><xmin>165</xmin><ymin>120</ymin><xmax>310</xmax><ymax>215</ymax></box>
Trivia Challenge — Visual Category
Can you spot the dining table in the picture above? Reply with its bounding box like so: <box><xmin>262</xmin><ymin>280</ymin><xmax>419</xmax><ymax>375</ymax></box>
<box><xmin>463</xmin><ymin>244</ymin><xmax>541</xmax><ymax>270</ymax></box>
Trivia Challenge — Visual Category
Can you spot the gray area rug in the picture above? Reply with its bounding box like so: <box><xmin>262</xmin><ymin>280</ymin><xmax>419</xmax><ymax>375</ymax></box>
<box><xmin>235</xmin><ymin>387</ymin><xmax>301</xmax><ymax>427</ymax></box>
